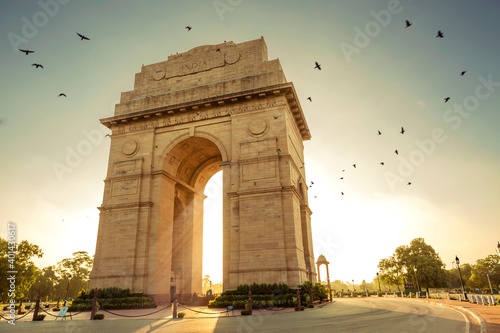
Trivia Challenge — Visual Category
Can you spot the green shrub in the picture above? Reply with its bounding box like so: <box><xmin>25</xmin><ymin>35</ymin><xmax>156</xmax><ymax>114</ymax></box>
<box><xmin>241</xmin><ymin>310</ymin><xmax>250</xmax><ymax>315</ymax></box>
<box><xmin>94</xmin><ymin>313</ymin><xmax>104</xmax><ymax>320</ymax></box>
<box><xmin>307</xmin><ymin>304</ymin><xmax>314</xmax><ymax>308</ymax></box>
<box><xmin>35</xmin><ymin>314</ymin><xmax>46</xmax><ymax>321</ymax></box>
<box><xmin>177</xmin><ymin>312</ymin><xmax>185</xmax><ymax>318</ymax></box>
<box><xmin>300</xmin><ymin>305</ymin><xmax>305</xmax><ymax>311</ymax></box>
<box><xmin>53</xmin><ymin>308</ymin><xmax>61</xmax><ymax>312</ymax></box>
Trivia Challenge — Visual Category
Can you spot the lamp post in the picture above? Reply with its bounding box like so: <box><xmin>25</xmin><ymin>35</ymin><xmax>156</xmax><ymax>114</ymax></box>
<box><xmin>352</xmin><ymin>279</ymin><xmax>355</xmax><ymax>292</ymax></box>
<box><xmin>480</xmin><ymin>272</ymin><xmax>494</xmax><ymax>295</ymax></box>
<box><xmin>455</xmin><ymin>256</ymin><xmax>468</xmax><ymax>300</ymax></box>
<box><xmin>496</xmin><ymin>241</ymin><xmax>500</xmax><ymax>255</ymax></box>
<box><xmin>376</xmin><ymin>272</ymin><xmax>381</xmax><ymax>294</ymax></box>
<box><xmin>64</xmin><ymin>274</ymin><xmax>72</xmax><ymax>306</ymax></box>
<box><xmin>413</xmin><ymin>267</ymin><xmax>420</xmax><ymax>296</ymax></box>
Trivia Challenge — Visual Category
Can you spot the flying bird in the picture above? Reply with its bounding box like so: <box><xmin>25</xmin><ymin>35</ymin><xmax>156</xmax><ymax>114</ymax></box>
<box><xmin>273</xmin><ymin>116</ymin><xmax>279</xmax><ymax>120</ymax></box>
<box><xmin>342</xmin><ymin>170</ymin><xmax>345</xmax><ymax>172</ymax></box>
<box><xmin>407</xmin><ymin>182</ymin><xmax>412</xmax><ymax>185</ymax></box>
<box><xmin>405</xmin><ymin>20</ymin><xmax>412</xmax><ymax>28</ymax></box>
<box><xmin>186</xmin><ymin>26</ymin><xmax>192</xmax><ymax>31</ymax></box>
<box><xmin>19</xmin><ymin>49</ymin><xmax>34</xmax><ymax>55</ymax></box>
<box><xmin>340</xmin><ymin>177</ymin><xmax>344</xmax><ymax>180</ymax></box>
<box><xmin>394</xmin><ymin>149</ymin><xmax>399</xmax><ymax>155</ymax></box>
<box><xmin>400</xmin><ymin>127</ymin><xmax>405</xmax><ymax>134</ymax></box>
<box><xmin>307</xmin><ymin>97</ymin><xmax>312</xmax><ymax>102</ymax></box>
<box><xmin>436</xmin><ymin>30</ymin><xmax>444</xmax><ymax>38</ymax></box>
<box><xmin>352</xmin><ymin>164</ymin><xmax>356</xmax><ymax>168</ymax></box>
<box><xmin>105</xmin><ymin>134</ymin><xmax>111</xmax><ymax>137</ymax></box>
<box><xmin>314</xmin><ymin>196</ymin><xmax>317</xmax><ymax>198</ymax></box>
<box><xmin>276</xmin><ymin>149</ymin><xmax>281</xmax><ymax>153</ymax></box>
<box><xmin>378</xmin><ymin>130</ymin><xmax>382</xmax><ymax>135</ymax></box>
<box><xmin>444</xmin><ymin>97</ymin><xmax>450</xmax><ymax>103</ymax></box>
<box><xmin>380</xmin><ymin>162</ymin><xmax>384</xmax><ymax>166</ymax></box>
<box><xmin>216</xmin><ymin>48</ymin><xmax>220</xmax><ymax>52</ymax></box>
<box><xmin>460</xmin><ymin>71</ymin><xmax>466</xmax><ymax>76</ymax></box>
<box><xmin>57</xmin><ymin>93</ymin><xmax>66</xmax><ymax>97</ymax></box>
<box><xmin>32</xmin><ymin>63</ymin><xmax>43</xmax><ymax>68</ymax></box>
<box><xmin>341</xmin><ymin>192</ymin><xmax>344</xmax><ymax>196</ymax></box>
<box><xmin>310</xmin><ymin>181</ymin><xmax>314</xmax><ymax>185</ymax></box>
<box><xmin>314</xmin><ymin>62</ymin><xmax>321</xmax><ymax>70</ymax></box>
<box><xmin>77</xmin><ymin>32</ymin><xmax>90</xmax><ymax>40</ymax></box>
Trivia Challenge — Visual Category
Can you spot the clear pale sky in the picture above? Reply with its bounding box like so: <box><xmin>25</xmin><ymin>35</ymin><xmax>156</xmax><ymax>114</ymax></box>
<box><xmin>1</xmin><ymin>0</ymin><xmax>499</xmax><ymax>286</ymax></box>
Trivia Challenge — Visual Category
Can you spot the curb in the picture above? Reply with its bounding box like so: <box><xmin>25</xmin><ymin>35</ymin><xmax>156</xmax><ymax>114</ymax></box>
<box><xmin>419</xmin><ymin>300</ymin><xmax>487</xmax><ymax>333</ymax></box>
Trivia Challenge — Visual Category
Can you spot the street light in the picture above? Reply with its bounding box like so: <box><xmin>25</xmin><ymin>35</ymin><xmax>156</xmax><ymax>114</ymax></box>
<box><xmin>497</xmin><ymin>241</ymin><xmax>500</xmax><ymax>255</ymax></box>
<box><xmin>413</xmin><ymin>267</ymin><xmax>420</xmax><ymax>295</ymax></box>
<box><xmin>64</xmin><ymin>273</ymin><xmax>72</xmax><ymax>306</ymax></box>
<box><xmin>480</xmin><ymin>272</ymin><xmax>494</xmax><ymax>295</ymax></box>
<box><xmin>455</xmin><ymin>256</ymin><xmax>468</xmax><ymax>300</ymax></box>
<box><xmin>352</xmin><ymin>279</ymin><xmax>355</xmax><ymax>292</ymax></box>
<box><xmin>376</xmin><ymin>272</ymin><xmax>381</xmax><ymax>294</ymax></box>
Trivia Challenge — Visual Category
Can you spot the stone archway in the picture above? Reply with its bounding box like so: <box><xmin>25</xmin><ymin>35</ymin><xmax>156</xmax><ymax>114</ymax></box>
<box><xmin>90</xmin><ymin>37</ymin><xmax>316</xmax><ymax>304</ymax></box>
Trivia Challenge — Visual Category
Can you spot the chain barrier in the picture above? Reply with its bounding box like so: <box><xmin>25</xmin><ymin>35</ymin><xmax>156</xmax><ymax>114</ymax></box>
<box><xmin>101</xmin><ymin>305</ymin><xmax>170</xmax><ymax>318</ymax></box>
<box><xmin>178</xmin><ymin>304</ymin><xmax>230</xmax><ymax>315</ymax></box>
<box><xmin>0</xmin><ymin>307</ymin><xmax>35</xmax><ymax>320</ymax></box>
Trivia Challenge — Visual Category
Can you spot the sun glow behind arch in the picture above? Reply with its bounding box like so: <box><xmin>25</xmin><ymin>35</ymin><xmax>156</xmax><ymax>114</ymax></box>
<box><xmin>202</xmin><ymin>171</ymin><xmax>223</xmax><ymax>284</ymax></box>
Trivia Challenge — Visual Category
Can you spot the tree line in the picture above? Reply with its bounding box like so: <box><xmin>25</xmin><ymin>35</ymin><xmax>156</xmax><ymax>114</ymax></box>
<box><xmin>0</xmin><ymin>237</ymin><xmax>93</xmax><ymax>302</ymax></box>
<box><xmin>377</xmin><ymin>238</ymin><xmax>499</xmax><ymax>293</ymax></box>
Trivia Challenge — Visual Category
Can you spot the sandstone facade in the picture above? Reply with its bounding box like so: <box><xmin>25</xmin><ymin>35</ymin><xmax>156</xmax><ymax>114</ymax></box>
<box><xmin>89</xmin><ymin>37</ymin><xmax>316</xmax><ymax>304</ymax></box>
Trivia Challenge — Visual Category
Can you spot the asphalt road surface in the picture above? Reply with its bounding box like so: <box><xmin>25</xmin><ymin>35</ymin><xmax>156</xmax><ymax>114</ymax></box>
<box><xmin>2</xmin><ymin>298</ymin><xmax>471</xmax><ymax>333</ymax></box>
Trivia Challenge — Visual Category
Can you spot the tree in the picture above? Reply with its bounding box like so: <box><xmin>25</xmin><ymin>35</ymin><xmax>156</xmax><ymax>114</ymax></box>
<box><xmin>53</xmin><ymin>251</ymin><xmax>93</xmax><ymax>299</ymax></box>
<box><xmin>469</xmin><ymin>255</ymin><xmax>500</xmax><ymax>291</ymax></box>
<box><xmin>378</xmin><ymin>238</ymin><xmax>448</xmax><ymax>293</ymax></box>
<box><xmin>0</xmin><ymin>237</ymin><xmax>43</xmax><ymax>300</ymax></box>
<box><xmin>378</xmin><ymin>256</ymin><xmax>404</xmax><ymax>291</ymax></box>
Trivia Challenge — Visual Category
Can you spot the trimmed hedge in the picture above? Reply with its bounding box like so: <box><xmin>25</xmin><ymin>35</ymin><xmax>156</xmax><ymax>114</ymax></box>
<box><xmin>68</xmin><ymin>287</ymin><xmax>157</xmax><ymax>311</ymax></box>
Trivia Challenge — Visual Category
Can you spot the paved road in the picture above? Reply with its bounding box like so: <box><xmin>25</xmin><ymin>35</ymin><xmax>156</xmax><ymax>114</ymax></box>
<box><xmin>2</xmin><ymin>298</ymin><xmax>472</xmax><ymax>333</ymax></box>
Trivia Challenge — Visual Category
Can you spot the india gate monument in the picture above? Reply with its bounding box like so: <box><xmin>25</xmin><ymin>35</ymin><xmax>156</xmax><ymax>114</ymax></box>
<box><xmin>90</xmin><ymin>37</ymin><xmax>316</xmax><ymax>304</ymax></box>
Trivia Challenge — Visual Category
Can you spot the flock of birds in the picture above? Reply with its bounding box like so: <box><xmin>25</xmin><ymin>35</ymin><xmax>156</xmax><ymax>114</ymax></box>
<box><xmin>18</xmin><ymin>32</ymin><xmax>91</xmax><ymax>98</ymax></box>
<box><xmin>306</xmin><ymin>20</ymin><xmax>468</xmax><ymax>197</ymax></box>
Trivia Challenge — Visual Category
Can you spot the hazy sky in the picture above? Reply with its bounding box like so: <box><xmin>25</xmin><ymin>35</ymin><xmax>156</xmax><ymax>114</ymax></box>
<box><xmin>1</xmin><ymin>0</ymin><xmax>499</xmax><ymax>286</ymax></box>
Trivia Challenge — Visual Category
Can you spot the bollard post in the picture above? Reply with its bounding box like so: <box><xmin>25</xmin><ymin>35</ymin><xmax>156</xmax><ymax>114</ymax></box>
<box><xmin>90</xmin><ymin>288</ymin><xmax>98</xmax><ymax>320</ymax></box>
<box><xmin>426</xmin><ymin>292</ymin><xmax>429</xmax><ymax>299</ymax></box>
<box><xmin>18</xmin><ymin>297</ymin><xmax>24</xmax><ymax>315</ymax></box>
<box><xmin>296</xmin><ymin>288</ymin><xmax>301</xmax><ymax>311</ymax></box>
<box><xmin>309</xmin><ymin>288</ymin><xmax>313</xmax><ymax>305</ymax></box>
<box><xmin>32</xmin><ymin>292</ymin><xmax>41</xmax><ymax>321</ymax></box>
<box><xmin>458</xmin><ymin>294</ymin><xmax>462</xmax><ymax>302</ymax></box>
<box><xmin>173</xmin><ymin>286</ymin><xmax>178</xmax><ymax>318</ymax></box>
<box><xmin>329</xmin><ymin>289</ymin><xmax>332</xmax><ymax>302</ymax></box>
<box><xmin>248</xmin><ymin>289</ymin><xmax>252</xmax><ymax>315</ymax></box>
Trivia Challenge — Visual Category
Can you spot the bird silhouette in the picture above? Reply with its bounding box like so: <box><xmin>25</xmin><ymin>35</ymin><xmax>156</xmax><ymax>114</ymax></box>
<box><xmin>380</xmin><ymin>162</ymin><xmax>384</xmax><ymax>166</ymax></box>
<box><xmin>341</xmin><ymin>192</ymin><xmax>344</xmax><ymax>195</ymax></box>
<box><xmin>444</xmin><ymin>97</ymin><xmax>450</xmax><ymax>103</ymax></box>
<box><xmin>460</xmin><ymin>71</ymin><xmax>466</xmax><ymax>76</ymax></box>
<box><xmin>276</xmin><ymin>149</ymin><xmax>281</xmax><ymax>153</ymax></box>
<box><xmin>19</xmin><ymin>49</ymin><xmax>34</xmax><ymax>55</ymax></box>
<box><xmin>57</xmin><ymin>93</ymin><xmax>67</xmax><ymax>97</ymax></box>
<box><xmin>436</xmin><ymin>30</ymin><xmax>444</xmax><ymax>38</ymax></box>
<box><xmin>273</xmin><ymin>116</ymin><xmax>279</xmax><ymax>120</ymax></box>
<box><xmin>307</xmin><ymin>97</ymin><xmax>312</xmax><ymax>102</ymax></box>
<box><xmin>407</xmin><ymin>182</ymin><xmax>412</xmax><ymax>185</ymax></box>
<box><xmin>216</xmin><ymin>48</ymin><xmax>220</xmax><ymax>52</ymax></box>
<box><xmin>340</xmin><ymin>177</ymin><xmax>344</xmax><ymax>180</ymax></box>
<box><xmin>186</xmin><ymin>26</ymin><xmax>192</xmax><ymax>31</ymax></box>
<box><xmin>405</xmin><ymin>20</ymin><xmax>412</xmax><ymax>28</ymax></box>
<box><xmin>314</xmin><ymin>196</ymin><xmax>318</xmax><ymax>198</ymax></box>
<box><xmin>105</xmin><ymin>134</ymin><xmax>111</xmax><ymax>137</ymax></box>
<box><xmin>77</xmin><ymin>32</ymin><xmax>90</xmax><ymax>40</ymax></box>
<box><xmin>310</xmin><ymin>181</ymin><xmax>314</xmax><ymax>185</ymax></box>
<box><xmin>378</xmin><ymin>130</ymin><xmax>382</xmax><ymax>135</ymax></box>
<box><xmin>395</xmin><ymin>149</ymin><xmax>399</xmax><ymax>155</ymax></box>
<box><xmin>400</xmin><ymin>127</ymin><xmax>405</xmax><ymax>134</ymax></box>
<box><xmin>314</xmin><ymin>62</ymin><xmax>321</xmax><ymax>70</ymax></box>
<box><xmin>32</xmin><ymin>63</ymin><xmax>43</xmax><ymax>69</ymax></box>
<box><xmin>342</xmin><ymin>170</ymin><xmax>345</xmax><ymax>172</ymax></box>
<box><xmin>352</xmin><ymin>164</ymin><xmax>356</xmax><ymax>168</ymax></box>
